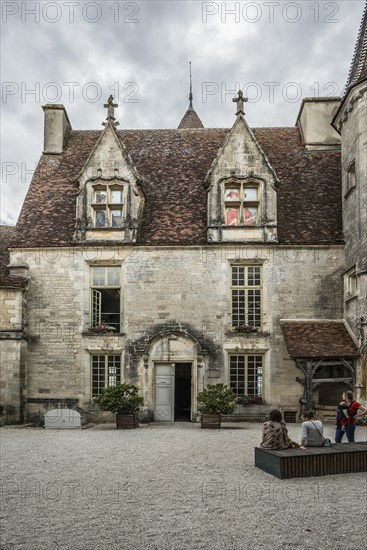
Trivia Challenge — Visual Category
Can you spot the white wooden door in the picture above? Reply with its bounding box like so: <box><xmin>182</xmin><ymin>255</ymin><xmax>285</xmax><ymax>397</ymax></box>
<box><xmin>155</xmin><ymin>364</ymin><xmax>174</xmax><ymax>421</ymax></box>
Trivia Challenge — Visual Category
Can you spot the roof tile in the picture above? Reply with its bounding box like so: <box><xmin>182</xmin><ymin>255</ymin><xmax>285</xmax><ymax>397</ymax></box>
<box><xmin>12</xmin><ymin>126</ymin><xmax>342</xmax><ymax>247</ymax></box>
<box><xmin>281</xmin><ymin>320</ymin><xmax>359</xmax><ymax>358</ymax></box>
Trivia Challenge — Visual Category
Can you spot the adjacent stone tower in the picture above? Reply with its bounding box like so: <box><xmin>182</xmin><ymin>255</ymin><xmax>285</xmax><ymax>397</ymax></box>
<box><xmin>333</xmin><ymin>2</ymin><xmax>367</xmax><ymax>399</ymax></box>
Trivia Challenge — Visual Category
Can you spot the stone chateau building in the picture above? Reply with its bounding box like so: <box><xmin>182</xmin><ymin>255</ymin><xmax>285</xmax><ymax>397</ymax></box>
<box><xmin>1</xmin><ymin>6</ymin><xmax>366</xmax><ymax>425</ymax></box>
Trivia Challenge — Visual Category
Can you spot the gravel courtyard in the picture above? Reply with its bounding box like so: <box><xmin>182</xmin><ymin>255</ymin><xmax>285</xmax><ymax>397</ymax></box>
<box><xmin>1</xmin><ymin>422</ymin><xmax>366</xmax><ymax>550</ymax></box>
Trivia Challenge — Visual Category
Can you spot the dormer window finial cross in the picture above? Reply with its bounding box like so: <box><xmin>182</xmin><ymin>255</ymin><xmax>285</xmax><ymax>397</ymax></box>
<box><xmin>102</xmin><ymin>95</ymin><xmax>120</xmax><ymax>127</ymax></box>
<box><xmin>233</xmin><ymin>90</ymin><xmax>248</xmax><ymax>116</ymax></box>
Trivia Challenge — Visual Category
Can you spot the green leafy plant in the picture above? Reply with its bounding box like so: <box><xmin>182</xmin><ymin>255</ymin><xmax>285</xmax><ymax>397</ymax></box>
<box><xmin>98</xmin><ymin>383</ymin><xmax>144</xmax><ymax>414</ymax></box>
<box><xmin>197</xmin><ymin>384</ymin><xmax>236</xmax><ymax>414</ymax></box>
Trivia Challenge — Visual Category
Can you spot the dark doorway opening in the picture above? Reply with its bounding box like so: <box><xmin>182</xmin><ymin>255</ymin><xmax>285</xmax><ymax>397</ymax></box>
<box><xmin>318</xmin><ymin>382</ymin><xmax>350</xmax><ymax>406</ymax></box>
<box><xmin>174</xmin><ymin>363</ymin><xmax>192</xmax><ymax>421</ymax></box>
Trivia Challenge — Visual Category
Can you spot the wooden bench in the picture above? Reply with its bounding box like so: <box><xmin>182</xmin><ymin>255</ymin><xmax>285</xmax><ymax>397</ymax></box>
<box><xmin>255</xmin><ymin>442</ymin><xmax>367</xmax><ymax>479</ymax></box>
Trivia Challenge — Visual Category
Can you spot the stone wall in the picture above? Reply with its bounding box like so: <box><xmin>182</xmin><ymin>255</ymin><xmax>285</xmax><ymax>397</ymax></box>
<box><xmin>0</xmin><ymin>337</ymin><xmax>26</xmax><ymax>424</ymax></box>
<box><xmin>0</xmin><ymin>288</ymin><xmax>23</xmax><ymax>330</ymax></box>
<box><xmin>339</xmin><ymin>82</ymin><xmax>367</xmax><ymax>399</ymax></box>
<box><xmin>0</xmin><ymin>287</ymin><xmax>26</xmax><ymax>424</ymax></box>
<box><xmin>8</xmin><ymin>243</ymin><xmax>344</xmax><ymax>423</ymax></box>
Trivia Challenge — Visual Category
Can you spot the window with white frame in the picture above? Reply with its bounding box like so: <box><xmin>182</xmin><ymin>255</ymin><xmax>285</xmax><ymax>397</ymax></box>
<box><xmin>90</xmin><ymin>266</ymin><xmax>121</xmax><ymax>331</ymax></box>
<box><xmin>92</xmin><ymin>354</ymin><xmax>121</xmax><ymax>397</ymax></box>
<box><xmin>229</xmin><ymin>354</ymin><xmax>263</xmax><ymax>397</ymax></box>
<box><xmin>92</xmin><ymin>183</ymin><xmax>124</xmax><ymax>228</ymax></box>
<box><xmin>224</xmin><ymin>181</ymin><xmax>259</xmax><ymax>226</ymax></box>
<box><xmin>345</xmin><ymin>160</ymin><xmax>356</xmax><ymax>196</ymax></box>
<box><xmin>231</xmin><ymin>265</ymin><xmax>262</xmax><ymax>328</ymax></box>
<box><xmin>346</xmin><ymin>267</ymin><xmax>358</xmax><ymax>298</ymax></box>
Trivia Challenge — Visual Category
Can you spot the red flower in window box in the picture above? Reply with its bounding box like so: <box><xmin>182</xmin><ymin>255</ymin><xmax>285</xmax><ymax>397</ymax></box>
<box><xmin>87</xmin><ymin>324</ymin><xmax>116</xmax><ymax>334</ymax></box>
<box><xmin>234</xmin><ymin>324</ymin><xmax>259</xmax><ymax>333</ymax></box>
<box><xmin>236</xmin><ymin>395</ymin><xmax>263</xmax><ymax>405</ymax></box>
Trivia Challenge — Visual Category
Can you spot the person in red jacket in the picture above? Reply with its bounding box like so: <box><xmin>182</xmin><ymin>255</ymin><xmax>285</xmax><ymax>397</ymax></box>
<box><xmin>335</xmin><ymin>391</ymin><xmax>367</xmax><ymax>443</ymax></box>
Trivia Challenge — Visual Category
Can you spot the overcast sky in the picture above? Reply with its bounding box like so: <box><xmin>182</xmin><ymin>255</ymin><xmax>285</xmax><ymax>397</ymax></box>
<box><xmin>1</xmin><ymin>0</ymin><xmax>365</xmax><ymax>225</ymax></box>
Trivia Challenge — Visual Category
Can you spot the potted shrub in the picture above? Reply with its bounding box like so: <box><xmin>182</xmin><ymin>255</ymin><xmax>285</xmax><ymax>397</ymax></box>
<box><xmin>197</xmin><ymin>384</ymin><xmax>236</xmax><ymax>429</ymax></box>
<box><xmin>98</xmin><ymin>383</ymin><xmax>144</xmax><ymax>429</ymax></box>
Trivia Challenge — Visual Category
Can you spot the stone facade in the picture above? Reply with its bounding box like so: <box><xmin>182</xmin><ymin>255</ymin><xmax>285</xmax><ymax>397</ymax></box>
<box><xmin>6</xmin><ymin>243</ymin><xmax>344</xmax><ymax>423</ymax></box>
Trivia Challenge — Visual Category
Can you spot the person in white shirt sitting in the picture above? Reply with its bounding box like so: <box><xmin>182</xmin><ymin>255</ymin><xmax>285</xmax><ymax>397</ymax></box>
<box><xmin>300</xmin><ymin>410</ymin><xmax>324</xmax><ymax>450</ymax></box>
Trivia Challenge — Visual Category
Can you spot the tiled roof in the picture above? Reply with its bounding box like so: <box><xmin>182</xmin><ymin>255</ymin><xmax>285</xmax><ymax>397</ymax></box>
<box><xmin>254</xmin><ymin>128</ymin><xmax>342</xmax><ymax>245</ymax></box>
<box><xmin>281</xmin><ymin>320</ymin><xmax>359</xmax><ymax>358</ymax></box>
<box><xmin>344</xmin><ymin>1</ymin><xmax>367</xmax><ymax>94</ymax></box>
<box><xmin>12</xmin><ymin>126</ymin><xmax>342</xmax><ymax>247</ymax></box>
<box><xmin>178</xmin><ymin>107</ymin><xmax>204</xmax><ymax>129</ymax></box>
<box><xmin>0</xmin><ymin>226</ymin><xmax>28</xmax><ymax>288</ymax></box>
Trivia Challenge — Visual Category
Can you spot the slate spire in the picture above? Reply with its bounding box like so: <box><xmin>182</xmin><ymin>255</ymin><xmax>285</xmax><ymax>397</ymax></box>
<box><xmin>188</xmin><ymin>61</ymin><xmax>193</xmax><ymax>109</ymax></box>
<box><xmin>344</xmin><ymin>1</ymin><xmax>367</xmax><ymax>95</ymax></box>
<box><xmin>178</xmin><ymin>62</ymin><xmax>204</xmax><ymax>129</ymax></box>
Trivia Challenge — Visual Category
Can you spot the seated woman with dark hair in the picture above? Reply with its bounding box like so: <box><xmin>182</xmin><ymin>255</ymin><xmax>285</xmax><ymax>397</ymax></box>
<box><xmin>300</xmin><ymin>410</ymin><xmax>324</xmax><ymax>450</ymax></box>
<box><xmin>260</xmin><ymin>409</ymin><xmax>292</xmax><ymax>449</ymax></box>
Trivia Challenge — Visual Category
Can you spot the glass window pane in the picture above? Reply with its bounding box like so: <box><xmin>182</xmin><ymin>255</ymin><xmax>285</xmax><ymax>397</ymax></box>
<box><xmin>226</xmin><ymin>208</ymin><xmax>239</xmax><ymax>226</ymax></box>
<box><xmin>111</xmin><ymin>209</ymin><xmax>123</xmax><ymax>228</ymax></box>
<box><xmin>244</xmin><ymin>207</ymin><xmax>257</xmax><ymax>226</ymax></box>
<box><xmin>95</xmin><ymin>190</ymin><xmax>107</xmax><ymax>204</ymax></box>
<box><xmin>232</xmin><ymin>266</ymin><xmax>244</xmax><ymax>286</ymax></box>
<box><xmin>92</xmin><ymin>267</ymin><xmax>105</xmax><ymax>286</ymax></box>
<box><xmin>110</xmin><ymin>190</ymin><xmax>123</xmax><ymax>204</ymax></box>
<box><xmin>95</xmin><ymin>210</ymin><xmax>106</xmax><ymax>228</ymax></box>
<box><xmin>244</xmin><ymin>188</ymin><xmax>257</xmax><ymax>201</ymax></box>
<box><xmin>107</xmin><ymin>267</ymin><xmax>120</xmax><ymax>286</ymax></box>
<box><xmin>92</xmin><ymin>355</ymin><xmax>105</xmax><ymax>397</ymax></box>
<box><xmin>225</xmin><ymin>188</ymin><xmax>239</xmax><ymax>201</ymax></box>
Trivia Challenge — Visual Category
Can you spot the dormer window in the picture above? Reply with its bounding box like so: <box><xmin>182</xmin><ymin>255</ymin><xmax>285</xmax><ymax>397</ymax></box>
<box><xmin>92</xmin><ymin>184</ymin><xmax>124</xmax><ymax>228</ymax></box>
<box><xmin>224</xmin><ymin>181</ymin><xmax>259</xmax><ymax>226</ymax></box>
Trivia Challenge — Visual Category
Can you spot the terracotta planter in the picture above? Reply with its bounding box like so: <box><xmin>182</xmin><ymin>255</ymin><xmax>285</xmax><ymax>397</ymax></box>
<box><xmin>116</xmin><ymin>413</ymin><xmax>138</xmax><ymax>429</ymax></box>
<box><xmin>201</xmin><ymin>413</ymin><xmax>221</xmax><ymax>429</ymax></box>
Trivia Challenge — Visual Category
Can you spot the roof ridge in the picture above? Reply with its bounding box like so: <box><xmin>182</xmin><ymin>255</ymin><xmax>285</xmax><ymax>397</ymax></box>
<box><xmin>68</xmin><ymin>126</ymin><xmax>301</xmax><ymax>133</ymax></box>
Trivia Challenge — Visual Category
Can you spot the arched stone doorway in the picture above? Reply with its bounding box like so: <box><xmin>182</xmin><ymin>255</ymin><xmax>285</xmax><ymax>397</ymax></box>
<box><xmin>140</xmin><ymin>329</ymin><xmax>206</xmax><ymax>422</ymax></box>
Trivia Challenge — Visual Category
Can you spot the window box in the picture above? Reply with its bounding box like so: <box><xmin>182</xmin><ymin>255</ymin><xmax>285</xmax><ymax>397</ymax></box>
<box><xmin>233</xmin><ymin>324</ymin><xmax>259</xmax><ymax>334</ymax></box>
<box><xmin>87</xmin><ymin>324</ymin><xmax>117</xmax><ymax>334</ymax></box>
<box><xmin>235</xmin><ymin>395</ymin><xmax>263</xmax><ymax>405</ymax></box>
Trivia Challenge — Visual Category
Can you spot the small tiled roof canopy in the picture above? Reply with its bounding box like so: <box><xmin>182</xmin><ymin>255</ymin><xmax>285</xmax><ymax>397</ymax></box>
<box><xmin>12</xmin><ymin>126</ymin><xmax>342</xmax><ymax>248</ymax></box>
<box><xmin>281</xmin><ymin>320</ymin><xmax>359</xmax><ymax>358</ymax></box>
<box><xmin>344</xmin><ymin>1</ymin><xmax>367</xmax><ymax>94</ymax></box>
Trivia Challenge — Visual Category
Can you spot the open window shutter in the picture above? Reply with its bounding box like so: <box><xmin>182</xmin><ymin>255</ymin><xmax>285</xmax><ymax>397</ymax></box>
<box><xmin>92</xmin><ymin>289</ymin><xmax>102</xmax><ymax>326</ymax></box>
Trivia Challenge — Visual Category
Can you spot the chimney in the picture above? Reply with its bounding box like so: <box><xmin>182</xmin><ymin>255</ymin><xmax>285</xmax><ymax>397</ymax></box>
<box><xmin>42</xmin><ymin>104</ymin><xmax>71</xmax><ymax>154</ymax></box>
<box><xmin>296</xmin><ymin>98</ymin><xmax>341</xmax><ymax>150</ymax></box>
